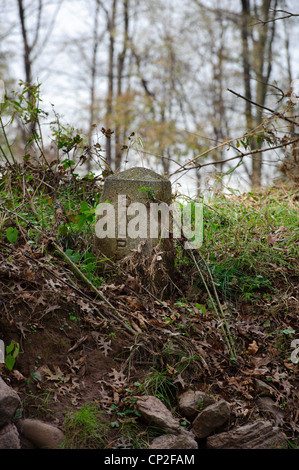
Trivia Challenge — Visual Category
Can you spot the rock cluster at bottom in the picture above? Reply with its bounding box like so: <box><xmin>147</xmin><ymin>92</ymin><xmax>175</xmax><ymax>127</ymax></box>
<box><xmin>136</xmin><ymin>389</ymin><xmax>288</xmax><ymax>450</ymax></box>
<box><xmin>0</xmin><ymin>376</ymin><xmax>64</xmax><ymax>449</ymax></box>
<box><xmin>0</xmin><ymin>374</ymin><xmax>289</xmax><ymax>449</ymax></box>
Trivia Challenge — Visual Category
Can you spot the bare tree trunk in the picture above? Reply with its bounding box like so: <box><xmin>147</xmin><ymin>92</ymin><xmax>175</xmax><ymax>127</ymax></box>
<box><xmin>106</xmin><ymin>0</ymin><xmax>117</xmax><ymax>168</ymax></box>
<box><xmin>280</xmin><ymin>17</ymin><xmax>298</xmax><ymax>182</ymax></box>
<box><xmin>17</xmin><ymin>0</ymin><xmax>33</xmax><ymax>87</ymax></box>
<box><xmin>87</xmin><ymin>0</ymin><xmax>101</xmax><ymax>172</ymax></box>
<box><xmin>241</xmin><ymin>0</ymin><xmax>253</xmax><ymax>130</ymax></box>
<box><xmin>211</xmin><ymin>12</ymin><xmax>229</xmax><ymax>189</ymax></box>
<box><xmin>251</xmin><ymin>0</ymin><xmax>277</xmax><ymax>187</ymax></box>
<box><xmin>115</xmin><ymin>0</ymin><xmax>129</xmax><ymax>170</ymax></box>
<box><xmin>17</xmin><ymin>0</ymin><xmax>39</xmax><ymax>149</ymax></box>
<box><xmin>240</xmin><ymin>0</ymin><xmax>278</xmax><ymax>188</ymax></box>
<box><xmin>17</xmin><ymin>0</ymin><xmax>61</xmax><ymax>152</ymax></box>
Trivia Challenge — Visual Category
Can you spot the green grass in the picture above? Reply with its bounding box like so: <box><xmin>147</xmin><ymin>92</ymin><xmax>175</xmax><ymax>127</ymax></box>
<box><xmin>62</xmin><ymin>401</ymin><xmax>162</xmax><ymax>449</ymax></box>
<box><xmin>62</xmin><ymin>403</ymin><xmax>109</xmax><ymax>449</ymax></box>
<box><xmin>187</xmin><ymin>188</ymin><xmax>299</xmax><ymax>305</ymax></box>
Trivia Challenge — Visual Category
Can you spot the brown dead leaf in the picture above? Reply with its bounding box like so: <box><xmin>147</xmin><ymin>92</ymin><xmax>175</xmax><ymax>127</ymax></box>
<box><xmin>173</xmin><ymin>373</ymin><xmax>187</xmax><ymax>389</ymax></box>
<box><xmin>123</xmin><ymin>296</ymin><xmax>145</xmax><ymax>311</ymax></box>
<box><xmin>248</xmin><ymin>340</ymin><xmax>259</xmax><ymax>355</ymax></box>
<box><xmin>136</xmin><ymin>313</ymin><xmax>148</xmax><ymax>330</ymax></box>
<box><xmin>268</xmin><ymin>226</ymin><xmax>287</xmax><ymax>245</ymax></box>
<box><xmin>166</xmin><ymin>364</ymin><xmax>177</xmax><ymax>375</ymax></box>
<box><xmin>91</xmin><ymin>332</ymin><xmax>112</xmax><ymax>356</ymax></box>
<box><xmin>147</xmin><ymin>318</ymin><xmax>169</xmax><ymax>327</ymax></box>
<box><xmin>130</xmin><ymin>319</ymin><xmax>142</xmax><ymax>332</ymax></box>
<box><xmin>113</xmin><ymin>391</ymin><xmax>120</xmax><ymax>404</ymax></box>
<box><xmin>36</xmin><ymin>294</ymin><xmax>47</xmax><ymax>306</ymax></box>
<box><xmin>68</xmin><ymin>335</ymin><xmax>88</xmax><ymax>352</ymax></box>
<box><xmin>21</xmin><ymin>292</ymin><xmax>36</xmax><ymax>302</ymax></box>
<box><xmin>45</xmin><ymin>304</ymin><xmax>60</xmax><ymax>314</ymax></box>
<box><xmin>77</xmin><ymin>299</ymin><xmax>94</xmax><ymax>313</ymax></box>
<box><xmin>108</xmin><ymin>368</ymin><xmax>127</xmax><ymax>388</ymax></box>
<box><xmin>12</xmin><ymin>370</ymin><xmax>25</xmax><ymax>381</ymax></box>
<box><xmin>44</xmin><ymin>365</ymin><xmax>67</xmax><ymax>382</ymax></box>
<box><xmin>125</xmin><ymin>275</ymin><xmax>140</xmax><ymax>291</ymax></box>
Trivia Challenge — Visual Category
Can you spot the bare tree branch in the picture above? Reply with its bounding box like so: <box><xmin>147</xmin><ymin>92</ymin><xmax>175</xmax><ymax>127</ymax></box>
<box><xmin>170</xmin><ymin>137</ymin><xmax>299</xmax><ymax>177</ymax></box>
<box><xmin>252</xmin><ymin>8</ymin><xmax>299</xmax><ymax>25</ymax></box>
<box><xmin>227</xmin><ymin>88</ymin><xmax>299</xmax><ymax>128</ymax></box>
<box><xmin>168</xmin><ymin>84</ymin><xmax>299</xmax><ymax>178</ymax></box>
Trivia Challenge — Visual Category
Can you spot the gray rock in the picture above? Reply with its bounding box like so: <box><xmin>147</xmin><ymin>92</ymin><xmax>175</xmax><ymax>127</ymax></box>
<box><xmin>191</xmin><ymin>399</ymin><xmax>231</xmax><ymax>439</ymax></box>
<box><xmin>137</xmin><ymin>395</ymin><xmax>181</xmax><ymax>433</ymax></box>
<box><xmin>150</xmin><ymin>430</ymin><xmax>198</xmax><ymax>449</ymax></box>
<box><xmin>206</xmin><ymin>420</ymin><xmax>288</xmax><ymax>449</ymax></box>
<box><xmin>0</xmin><ymin>376</ymin><xmax>22</xmax><ymax>427</ymax></box>
<box><xmin>178</xmin><ymin>390</ymin><xmax>215</xmax><ymax>421</ymax></box>
<box><xmin>17</xmin><ymin>419</ymin><xmax>64</xmax><ymax>449</ymax></box>
<box><xmin>0</xmin><ymin>423</ymin><xmax>21</xmax><ymax>449</ymax></box>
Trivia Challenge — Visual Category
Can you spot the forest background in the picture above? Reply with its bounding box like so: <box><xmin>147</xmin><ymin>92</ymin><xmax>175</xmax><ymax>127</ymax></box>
<box><xmin>1</xmin><ymin>0</ymin><xmax>299</xmax><ymax>195</ymax></box>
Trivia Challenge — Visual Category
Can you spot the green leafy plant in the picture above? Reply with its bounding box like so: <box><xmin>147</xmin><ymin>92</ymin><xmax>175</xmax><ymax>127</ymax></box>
<box><xmin>5</xmin><ymin>340</ymin><xmax>20</xmax><ymax>371</ymax></box>
<box><xmin>6</xmin><ymin>227</ymin><xmax>18</xmax><ymax>243</ymax></box>
<box><xmin>137</xmin><ymin>186</ymin><xmax>155</xmax><ymax>199</ymax></box>
<box><xmin>65</xmin><ymin>249</ymin><xmax>80</xmax><ymax>263</ymax></box>
<box><xmin>76</xmin><ymin>202</ymin><xmax>96</xmax><ymax>229</ymax></box>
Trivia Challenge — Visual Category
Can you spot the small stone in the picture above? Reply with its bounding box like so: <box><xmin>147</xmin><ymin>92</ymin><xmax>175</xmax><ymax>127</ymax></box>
<box><xmin>150</xmin><ymin>430</ymin><xmax>198</xmax><ymax>449</ymax></box>
<box><xmin>206</xmin><ymin>420</ymin><xmax>288</xmax><ymax>449</ymax></box>
<box><xmin>0</xmin><ymin>376</ymin><xmax>22</xmax><ymax>427</ymax></box>
<box><xmin>191</xmin><ymin>399</ymin><xmax>231</xmax><ymax>439</ymax></box>
<box><xmin>0</xmin><ymin>423</ymin><xmax>21</xmax><ymax>449</ymax></box>
<box><xmin>17</xmin><ymin>419</ymin><xmax>64</xmax><ymax>449</ymax></box>
<box><xmin>137</xmin><ymin>396</ymin><xmax>181</xmax><ymax>433</ymax></box>
<box><xmin>178</xmin><ymin>390</ymin><xmax>215</xmax><ymax>420</ymax></box>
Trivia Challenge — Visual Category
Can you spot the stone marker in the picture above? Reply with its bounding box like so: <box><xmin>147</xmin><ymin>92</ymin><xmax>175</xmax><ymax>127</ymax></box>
<box><xmin>95</xmin><ymin>167</ymin><xmax>173</xmax><ymax>262</ymax></box>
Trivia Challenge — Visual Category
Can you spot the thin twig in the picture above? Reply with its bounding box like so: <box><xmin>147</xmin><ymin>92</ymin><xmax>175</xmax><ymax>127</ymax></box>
<box><xmin>192</xmin><ymin>137</ymin><xmax>299</xmax><ymax>171</ymax></box>
<box><xmin>189</xmin><ymin>249</ymin><xmax>237</xmax><ymax>361</ymax></box>
<box><xmin>0</xmin><ymin>115</ymin><xmax>17</xmax><ymax>165</ymax></box>
<box><xmin>252</xmin><ymin>9</ymin><xmax>299</xmax><ymax>26</ymax></box>
<box><xmin>227</xmin><ymin>88</ymin><xmax>299</xmax><ymax>127</ymax></box>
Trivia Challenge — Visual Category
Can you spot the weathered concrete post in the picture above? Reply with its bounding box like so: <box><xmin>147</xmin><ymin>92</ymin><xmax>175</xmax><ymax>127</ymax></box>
<box><xmin>95</xmin><ymin>167</ymin><xmax>172</xmax><ymax>260</ymax></box>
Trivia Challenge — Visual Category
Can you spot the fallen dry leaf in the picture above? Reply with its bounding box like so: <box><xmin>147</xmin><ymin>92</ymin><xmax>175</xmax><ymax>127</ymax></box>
<box><xmin>123</xmin><ymin>296</ymin><xmax>145</xmax><ymax>311</ymax></box>
<box><xmin>68</xmin><ymin>334</ymin><xmax>88</xmax><ymax>352</ymax></box>
<box><xmin>147</xmin><ymin>318</ymin><xmax>169</xmax><ymax>327</ymax></box>
<box><xmin>12</xmin><ymin>370</ymin><xmax>25</xmax><ymax>381</ymax></box>
<box><xmin>248</xmin><ymin>340</ymin><xmax>259</xmax><ymax>355</ymax></box>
